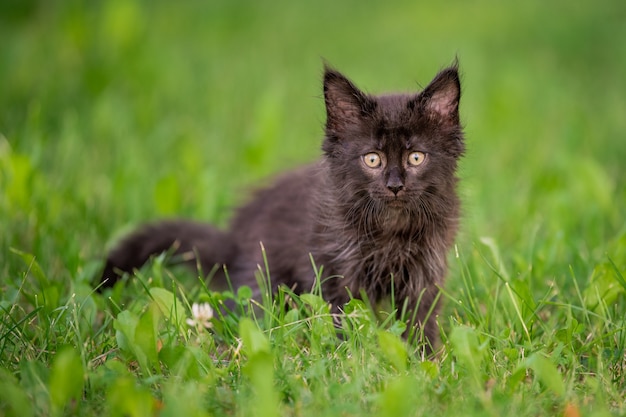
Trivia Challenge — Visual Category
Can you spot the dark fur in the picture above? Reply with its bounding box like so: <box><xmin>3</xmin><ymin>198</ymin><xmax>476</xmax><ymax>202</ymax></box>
<box><xmin>100</xmin><ymin>64</ymin><xmax>464</xmax><ymax>347</ymax></box>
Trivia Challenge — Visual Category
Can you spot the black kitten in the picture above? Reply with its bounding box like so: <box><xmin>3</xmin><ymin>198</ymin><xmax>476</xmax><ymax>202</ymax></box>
<box><xmin>101</xmin><ymin>63</ymin><xmax>465</xmax><ymax>349</ymax></box>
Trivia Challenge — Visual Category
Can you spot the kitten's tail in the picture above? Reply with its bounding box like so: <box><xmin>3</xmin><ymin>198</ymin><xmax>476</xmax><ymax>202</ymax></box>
<box><xmin>99</xmin><ymin>220</ymin><xmax>237</xmax><ymax>289</ymax></box>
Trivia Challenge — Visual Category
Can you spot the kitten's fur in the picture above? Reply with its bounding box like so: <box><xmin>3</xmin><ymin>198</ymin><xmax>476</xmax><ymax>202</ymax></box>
<box><xmin>100</xmin><ymin>64</ymin><xmax>464</xmax><ymax>347</ymax></box>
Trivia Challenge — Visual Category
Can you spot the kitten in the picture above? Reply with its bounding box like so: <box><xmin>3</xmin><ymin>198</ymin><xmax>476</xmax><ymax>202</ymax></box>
<box><xmin>100</xmin><ymin>63</ymin><xmax>464</xmax><ymax>349</ymax></box>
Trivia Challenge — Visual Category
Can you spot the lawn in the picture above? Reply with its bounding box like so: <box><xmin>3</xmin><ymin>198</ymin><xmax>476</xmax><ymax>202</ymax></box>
<box><xmin>1</xmin><ymin>1</ymin><xmax>625</xmax><ymax>416</ymax></box>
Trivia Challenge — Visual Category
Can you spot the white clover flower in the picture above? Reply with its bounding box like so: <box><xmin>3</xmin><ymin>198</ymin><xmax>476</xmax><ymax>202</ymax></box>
<box><xmin>186</xmin><ymin>302</ymin><xmax>214</xmax><ymax>329</ymax></box>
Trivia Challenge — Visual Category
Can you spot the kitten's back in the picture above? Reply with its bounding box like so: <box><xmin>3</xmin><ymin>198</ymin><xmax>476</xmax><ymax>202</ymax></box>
<box><xmin>226</xmin><ymin>163</ymin><xmax>324</xmax><ymax>290</ymax></box>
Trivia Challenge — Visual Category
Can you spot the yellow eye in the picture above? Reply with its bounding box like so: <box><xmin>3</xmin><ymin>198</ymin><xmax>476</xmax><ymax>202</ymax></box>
<box><xmin>408</xmin><ymin>151</ymin><xmax>426</xmax><ymax>166</ymax></box>
<box><xmin>363</xmin><ymin>152</ymin><xmax>382</xmax><ymax>168</ymax></box>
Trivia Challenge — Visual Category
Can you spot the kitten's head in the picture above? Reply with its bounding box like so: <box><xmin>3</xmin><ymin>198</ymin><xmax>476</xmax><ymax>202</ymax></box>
<box><xmin>321</xmin><ymin>64</ymin><xmax>464</xmax><ymax>228</ymax></box>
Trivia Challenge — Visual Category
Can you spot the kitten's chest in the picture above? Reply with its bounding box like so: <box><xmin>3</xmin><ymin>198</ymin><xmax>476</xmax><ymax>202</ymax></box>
<box><xmin>358</xmin><ymin>238</ymin><xmax>421</xmax><ymax>280</ymax></box>
<box><xmin>319</xmin><ymin>233</ymin><xmax>434</xmax><ymax>296</ymax></box>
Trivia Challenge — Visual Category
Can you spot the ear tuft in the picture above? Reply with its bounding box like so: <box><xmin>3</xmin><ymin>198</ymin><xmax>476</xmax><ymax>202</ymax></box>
<box><xmin>419</xmin><ymin>65</ymin><xmax>461</xmax><ymax>122</ymax></box>
<box><xmin>323</xmin><ymin>66</ymin><xmax>372</xmax><ymax>133</ymax></box>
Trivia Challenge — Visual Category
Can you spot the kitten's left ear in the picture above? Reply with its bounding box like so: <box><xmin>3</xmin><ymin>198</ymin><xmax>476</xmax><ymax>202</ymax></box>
<box><xmin>323</xmin><ymin>66</ymin><xmax>374</xmax><ymax>133</ymax></box>
<box><xmin>417</xmin><ymin>65</ymin><xmax>461</xmax><ymax>123</ymax></box>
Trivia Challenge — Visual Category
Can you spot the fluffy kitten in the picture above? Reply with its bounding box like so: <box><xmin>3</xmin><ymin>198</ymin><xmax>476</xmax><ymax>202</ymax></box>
<box><xmin>100</xmin><ymin>64</ymin><xmax>465</xmax><ymax>348</ymax></box>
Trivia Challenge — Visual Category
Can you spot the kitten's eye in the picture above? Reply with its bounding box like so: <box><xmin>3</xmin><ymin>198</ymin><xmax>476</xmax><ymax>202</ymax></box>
<box><xmin>408</xmin><ymin>151</ymin><xmax>426</xmax><ymax>166</ymax></box>
<box><xmin>363</xmin><ymin>152</ymin><xmax>382</xmax><ymax>168</ymax></box>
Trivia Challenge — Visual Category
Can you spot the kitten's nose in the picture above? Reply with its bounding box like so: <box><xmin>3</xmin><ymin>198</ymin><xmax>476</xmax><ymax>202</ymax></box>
<box><xmin>387</xmin><ymin>184</ymin><xmax>404</xmax><ymax>195</ymax></box>
<box><xmin>386</xmin><ymin>168</ymin><xmax>404</xmax><ymax>195</ymax></box>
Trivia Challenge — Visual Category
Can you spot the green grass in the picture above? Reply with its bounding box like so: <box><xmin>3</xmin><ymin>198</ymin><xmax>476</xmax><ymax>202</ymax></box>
<box><xmin>1</xmin><ymin>0</ymin><xmax>626</xmax><ymax>416</ymax></box>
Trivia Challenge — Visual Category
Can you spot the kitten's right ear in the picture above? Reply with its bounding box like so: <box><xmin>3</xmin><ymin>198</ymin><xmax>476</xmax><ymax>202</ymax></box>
<box><xmin>417</xmin><ymin>64</ymin><xmax>461</xmax><ymax>124</ymax></box>
<box><xmin>323</xmin><ymin>66</ymin><xmax>373</xmax><ymax>133</ymax></box>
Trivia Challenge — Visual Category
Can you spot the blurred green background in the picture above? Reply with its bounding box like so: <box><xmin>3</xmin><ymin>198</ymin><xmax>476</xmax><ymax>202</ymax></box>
<box><xmin>1</xmin><ymin>0</ymin><xmax>625</xmax><ymax>288</ymax></box>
